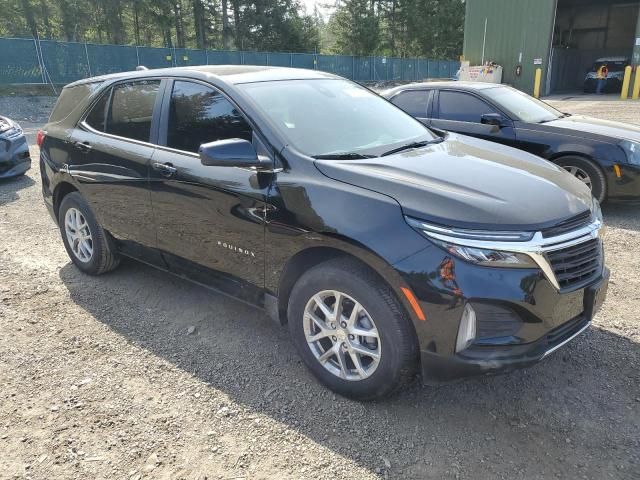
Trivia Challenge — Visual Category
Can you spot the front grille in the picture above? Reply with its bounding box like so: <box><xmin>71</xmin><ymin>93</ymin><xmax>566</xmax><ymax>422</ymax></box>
<box><xmin>541</xmin><ymin>211</ymin><xmax>592</xmax><ymax>238</ymax></box>
<box><xmin>547</xmin><ymin>315</ymin><xmax>587</xmax><ymax>346</ymax></box>
<box><xmin>546</xmin><ymin>238</ymin><xmax>602</xmax><ymax>290</ymax></box>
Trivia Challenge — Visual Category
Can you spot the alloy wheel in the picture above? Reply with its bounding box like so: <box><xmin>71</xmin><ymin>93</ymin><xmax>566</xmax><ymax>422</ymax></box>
<box><xmin>303</xmin><ymin>290</ymin><xmax>381</xmax><ymax>381</ymax></box>
<box><xmin>562</xmin><ymin>165</ymin><xmax>593</xmax><ymax>191</ymax></box>
<box><xmin>64</xmin><ymin>207</ymin><xmax>94</xmax><ymax>263</ymax></box>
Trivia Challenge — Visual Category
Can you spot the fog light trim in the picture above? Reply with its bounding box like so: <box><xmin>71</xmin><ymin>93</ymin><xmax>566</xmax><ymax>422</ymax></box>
<box><xmin>456</xmin><ymin>303</ymin><xmax>477</xmax><ymax>353</ymax></box>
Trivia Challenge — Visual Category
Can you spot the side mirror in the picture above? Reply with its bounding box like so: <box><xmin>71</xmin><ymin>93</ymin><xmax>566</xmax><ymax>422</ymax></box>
<box><xmin>199</xmin><ymin>138</ymin><xmax>271</xmax><ymax>169</ymax></box>
<box><xmin>481</xmin><ymin>113</ymin><xmax>507</xmax><ymax>127</ymax></box>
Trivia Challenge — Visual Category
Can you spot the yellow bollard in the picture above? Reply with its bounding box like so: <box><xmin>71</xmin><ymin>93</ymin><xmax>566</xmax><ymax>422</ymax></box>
<box><xmin>533</xmin><ymin>68</ymin><xmax>542</xmax><ymax>98</ymax></box>
<box><xmin>621</xmin><ymin>66</ymin><xmax>633</xmax><ymax>99</ymax></box>
<box><xmin>633</xmin><ymin>67</ymin><xmax>640</xmax><ymax>100</ymax></box>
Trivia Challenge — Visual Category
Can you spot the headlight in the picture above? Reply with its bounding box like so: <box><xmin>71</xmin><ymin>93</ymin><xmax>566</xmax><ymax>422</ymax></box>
<box><xmin>592</xmin><ymin>198</ymin><xmax>603</xmax><ymax>223</ymax></box>
<box><xmin>405</xmin><ymin>217</ymin><xmax>538</xmax><ymax>268</ymax></box>
<box><xmin>430</xmin><ymin>239</ymin><xmax>538</xmax><ymax>268</ymax></box>
<box><xmin>0</xmin><ymin>117</ymin><xmax>11</xmax><ymax>134</ymax></box>
<box><xmin>0</xmin><ymin>117</ymin><xmax>20</xmax><ymax>136</ymax></box>
<box><xmin>620</xmin><ymin>140</ymin><xmax>640</xmax><ymax>166</ymax></box>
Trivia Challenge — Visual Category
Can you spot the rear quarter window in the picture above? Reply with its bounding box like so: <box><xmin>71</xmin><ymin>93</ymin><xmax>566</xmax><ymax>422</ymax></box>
<box><xmin>49</xmin><ymin>83</ymin><xmax>102</xmax><ymax>123</ymax></box>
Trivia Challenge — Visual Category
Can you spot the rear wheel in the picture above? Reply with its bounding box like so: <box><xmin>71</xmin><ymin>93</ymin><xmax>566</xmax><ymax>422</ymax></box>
<box><xmin>556</xmin><ymin>156</ymin><xmax>606</xmax><ymax>203</ymax></box>
<box><xmin>287</xmin><ymin>258</ymin><xmax>418</xmax><ymax>400</ymax></box>
<box><xmin>58</xmin><ymin>192</ymin><xmax>120</xmax><ymax>275</ymax></box>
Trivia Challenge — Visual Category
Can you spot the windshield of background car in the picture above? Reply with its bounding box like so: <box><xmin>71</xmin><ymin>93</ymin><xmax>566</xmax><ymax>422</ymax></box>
<box><xmin>482</xmin><ymin>86</ymin><xmax>562</xmax><ymax>123</ymax></box>
<box><xmin>238</xmin><ymin>79</ymin><xmax>435</xmax><ymax>157</ymax></box>
<box><xmin>592</xmin><ymin>61</ymin><xmax>628</xmax><ymax>71</ymax></box>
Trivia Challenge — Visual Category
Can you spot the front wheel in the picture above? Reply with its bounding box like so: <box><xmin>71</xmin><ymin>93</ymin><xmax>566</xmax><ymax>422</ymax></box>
<box><xmin>556</xmin><ymin>156</ymin><xmax>607</xmax><ymax>203</ymax></box>
<box><xmin>287</xmin><ymin>258</ymin><xmax>418</xmax><ymax>400</ymax></box>
<box><xmin>58</xmin><ymin>192</ymin><xmax>120</xmax><ymax>275</ymax></box>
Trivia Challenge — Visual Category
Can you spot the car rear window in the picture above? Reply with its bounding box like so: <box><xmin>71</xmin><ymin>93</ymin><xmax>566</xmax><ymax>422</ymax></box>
<box><xmin>49</xmin><ymin>83</ymin><xmax>102</xmax><ymax>123</ymax></box>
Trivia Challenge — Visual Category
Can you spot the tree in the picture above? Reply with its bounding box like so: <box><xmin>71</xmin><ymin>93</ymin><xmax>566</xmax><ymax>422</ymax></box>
<box><xmin>192</xmin><ymin>0</ymin><xmax>207</xmax><ymax>49</ymax></box>
<box><xmin>0</xmin><ymin>0</ymin><xmax>463</xmax><ymax>59</ymax></box>
<box><xmin>332</xmin><ymin>0</ymin><xmax>380</xmax><ymax>55</ymax></box>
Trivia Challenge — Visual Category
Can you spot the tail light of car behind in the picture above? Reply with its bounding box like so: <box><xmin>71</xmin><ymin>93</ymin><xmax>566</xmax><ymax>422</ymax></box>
<box><xmin>36</xmin><ymin>129</ymin><xmax>45</xmax><ymax>147</ymax></box>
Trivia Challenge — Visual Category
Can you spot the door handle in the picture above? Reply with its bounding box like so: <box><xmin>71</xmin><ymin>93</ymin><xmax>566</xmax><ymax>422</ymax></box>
<box><xmin>152</xmin><ymin>162</ymin><xmax>177</xmax><ymax>177</ymax></box>
<box><xmin>73</xmin><ymin>141</ymin><xmax>92</xmax><ymax>153</ymax></box>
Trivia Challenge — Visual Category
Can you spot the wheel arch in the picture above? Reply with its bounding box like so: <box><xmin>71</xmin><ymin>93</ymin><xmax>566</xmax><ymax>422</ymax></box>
<box><xmin>52</xmin><ymin>181</ymin><xmax>79</xmax><ymax>222</ymax></box>
<box><xmin>548</xmin><ymin>152</ymin><xmax>608</xmax><ymax>201</ymax></box>
<box><xmin>548</xmin><ymin>150</ymin><xmax>600</xmax><ymax>166</ymax></box>
<box><xmin>274</xmin><ymin>243</ymin><xmax>420</xmax><ymax>342</ymax></box>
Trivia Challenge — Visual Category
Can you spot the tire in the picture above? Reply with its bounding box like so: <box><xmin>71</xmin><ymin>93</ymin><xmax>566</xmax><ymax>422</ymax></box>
<box><xmin>555</xmin><ymin>156</ymin><xmax>607</xmax><ymax>203</ymax></box>
<box><xmin>287</xmin><ymin>257</ymin><xmax>418</xmax><ymax>400</ymax></box>
<box><xmin>58</xmin><ymin>192</ymin><xmax>120</xmax><ymax>275</ymax></box>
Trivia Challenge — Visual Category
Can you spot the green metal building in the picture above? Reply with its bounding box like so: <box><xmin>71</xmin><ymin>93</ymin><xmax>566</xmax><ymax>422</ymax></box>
<box><xmin>463</xmin><ymin>0</ymin><xmax>640</xmax><ymax>96</ymax></box>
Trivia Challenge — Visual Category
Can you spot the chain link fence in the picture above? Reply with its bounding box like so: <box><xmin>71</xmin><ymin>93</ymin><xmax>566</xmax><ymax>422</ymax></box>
<box><xmin>0</xmin><ymin>37</ymin><xmax>460</xmax><ymax>85</ymax></box>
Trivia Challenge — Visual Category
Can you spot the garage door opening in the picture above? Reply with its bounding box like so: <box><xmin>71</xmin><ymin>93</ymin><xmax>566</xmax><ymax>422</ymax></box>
<box><xmin>550</xmin><ymin>0</ymin><xmax>640</xmax><ymax>95</ymax></box>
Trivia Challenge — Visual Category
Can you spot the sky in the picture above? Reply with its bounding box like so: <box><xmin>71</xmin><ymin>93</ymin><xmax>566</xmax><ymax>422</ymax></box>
<box><xmin>302</xmin><ymin>0</ymin><xmax>318</xmax><ymax>13</ymax></box>
<box><xmin>301</xmin><ymin>0</ymin><xmax>334</xmax><ymax>17</ymax></box>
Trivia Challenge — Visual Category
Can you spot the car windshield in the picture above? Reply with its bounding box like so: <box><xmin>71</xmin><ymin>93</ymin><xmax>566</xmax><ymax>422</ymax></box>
<box><xmin>238</xmin><ymin>79</ymin><xmax>435</xmax><ymax>157</ymax></box>
<box><xmin>482</xmin><ymin>86</ymin><xmax>562</xmax><ymax>124</ymax></box>
<box><xmin>592</xmin><ymin>61</ymin><xmax>627</xmax><ymax>71</ymax></box>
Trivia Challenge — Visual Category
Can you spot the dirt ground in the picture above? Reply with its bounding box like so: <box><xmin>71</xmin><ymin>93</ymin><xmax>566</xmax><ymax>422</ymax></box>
<box><xmin>0</xmin><ymin>94</ymin><xmax>639</xmax><ymax>480</ymax></box>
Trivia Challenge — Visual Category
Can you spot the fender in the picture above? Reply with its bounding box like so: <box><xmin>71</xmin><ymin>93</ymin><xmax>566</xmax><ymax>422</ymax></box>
<box><xmin>265</xmin><ymin>168</ymin><xmax>432</xmax><ymax>329</ymax></box>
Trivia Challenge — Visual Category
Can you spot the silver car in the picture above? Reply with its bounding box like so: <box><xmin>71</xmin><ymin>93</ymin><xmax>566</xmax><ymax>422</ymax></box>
<box><xmin>0</xmin><ymin>116</ymin><xmax>30</xmax><ymax>179</ymax></box>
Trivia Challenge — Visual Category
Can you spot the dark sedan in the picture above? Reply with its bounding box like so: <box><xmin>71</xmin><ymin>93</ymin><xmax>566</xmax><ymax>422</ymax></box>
<box><xmin>0</xmin><ymin>115</ymin><xmax>31</xmax><ymax>179</ymax></box>
<box><xmin>382</xmin><ymin>82</ymin><xmax>640</xmax><ymax>202</ymax></box>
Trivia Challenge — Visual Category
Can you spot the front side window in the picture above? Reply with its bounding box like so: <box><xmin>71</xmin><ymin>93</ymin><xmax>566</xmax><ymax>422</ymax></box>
<box><xmin>167</xmin><ymin>81</ymin><xmax>252</xmax><ymax>153</ymax></box>
<box><xmin>391</xmin><ymin>90</ymin><xmax>430</xmax><ymax>117</ymax></box>
<box><xmin>239</xmin><ymin>79</ymin><xmax>434</xmax><ymax>157</ymax></box>
<box><xmin>482</xmin><ymin>86</ymin><xmax>561</xmax><ymax>123</ymax></box>
<box><xmin>105</xmin><ymin>80</ymin><xmax>160</xmax><ymax>142</ymax></box>
<box><xmin>438</xmin><ymin>91</ymin><xmax>497</xmax><ymax>123</ymax></box>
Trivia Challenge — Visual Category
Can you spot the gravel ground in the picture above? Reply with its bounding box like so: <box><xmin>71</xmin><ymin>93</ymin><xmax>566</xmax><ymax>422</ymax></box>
<box><xmin>0</xmin><ymin>94</ymin><xmax>639</xmax><ymax>480</ymax></box>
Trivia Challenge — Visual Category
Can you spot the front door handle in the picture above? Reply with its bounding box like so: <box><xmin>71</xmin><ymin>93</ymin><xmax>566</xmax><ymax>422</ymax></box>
<box><xmin>152</xmin><ymin>162</ymin><xmax>177</xmax><ymax>177</ymax></box>
<box><xmin>73</xmin><ymin>141</ymin><xmax>92</xmax><ymax>153</ymax></box>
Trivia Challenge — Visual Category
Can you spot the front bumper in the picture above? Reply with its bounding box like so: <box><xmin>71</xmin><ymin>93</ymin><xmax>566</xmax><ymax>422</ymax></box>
<box><xmin>0</xmin><ymin>132</ymin><xmax>31</xmax><ymax>179</ymax></box>
<box><xmin>393</xmin><ymin>243</ymin><xmax>610</xmax><ymax>385</ymax></box>
<box><xmin>608</xmin><ymin>163</ymin><xmax>640</xmax><ymax>201</ymax></box>
<box><xmin>583</xmin><ymin>77</ymin><xmax>623</xmax><ymax>93</ymax></box>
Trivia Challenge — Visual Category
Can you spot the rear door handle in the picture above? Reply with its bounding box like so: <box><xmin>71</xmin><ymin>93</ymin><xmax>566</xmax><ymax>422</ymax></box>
<box><xmin>152</xmin><ymin>162</ymin><xmax>177</xmax><ymax>177</ymax></box>
<box><xmin>73</xmin><ymin>141</ymin><xmax>92</xmax><ymax>153</ymax></box>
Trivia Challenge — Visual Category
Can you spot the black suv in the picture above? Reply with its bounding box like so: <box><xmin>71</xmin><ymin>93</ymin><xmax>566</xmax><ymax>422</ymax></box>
<box><xmin>40</xmin><ymin>66</ymin><xmax>609</xmax><ymax>400</ymax></box>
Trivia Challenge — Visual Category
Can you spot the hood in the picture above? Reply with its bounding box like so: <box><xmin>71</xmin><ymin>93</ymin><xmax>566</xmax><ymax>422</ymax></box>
<box><xmin>542</xmin><ymin>115</ymin><xmax>640</xmax><ymax>143</ymax></box>
<box><xmin>314</xmin><ymin>134</ymin><xmax>593</xmax><ymax>230</ymax></box>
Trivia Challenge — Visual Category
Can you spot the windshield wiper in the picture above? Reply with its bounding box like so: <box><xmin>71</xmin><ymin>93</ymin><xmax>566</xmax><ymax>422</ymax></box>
<box><xmin>381</xmin><ymin>138</ymin><xmax>443</xmax><ymax>157</ymax></box>
<box><xmin>539</xmin><ymin>113</ymin><xmax>571</xmax><ymax>124</ymax></box>
<box><xmin>313</xmin><ymin>152</ymin><xmax>377</xmax><ymax>160</ymax></box>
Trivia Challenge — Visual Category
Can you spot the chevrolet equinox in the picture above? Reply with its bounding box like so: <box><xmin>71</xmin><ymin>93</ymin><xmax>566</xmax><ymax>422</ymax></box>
<box><xmin>39</xmin><ymin>66</ymin><xmax>609</xmax><ymax>400</ymax></box>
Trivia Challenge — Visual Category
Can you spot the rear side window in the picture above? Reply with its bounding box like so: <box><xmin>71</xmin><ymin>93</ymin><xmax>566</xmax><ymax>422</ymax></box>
<box><xmin>167</xmin><ymin>80</ymin><xmax>252</xmax><ymax>153</ymax></box>
<box><xmin>84</xmin><ymin>90</ymin><xmax>110</xmax><ymax>132</ymax></box>
<box><xmin>106</xmin><ymin>80</ymin><xmax>160</xmax><ymax>142</ymax></box>
<box><xmin>438</xmin><ymin>91</ymin><xmax>497</xmax><ymax>123</ymax></box>
<box><xmin>49</xmin><ymin>83</ymin><xmax>101</xmax><ymax>123</ymax></box>
<box><xmin>391</xmin><ymin>90</ymin><xmax>431</xmax><ymax>117</ymax></box>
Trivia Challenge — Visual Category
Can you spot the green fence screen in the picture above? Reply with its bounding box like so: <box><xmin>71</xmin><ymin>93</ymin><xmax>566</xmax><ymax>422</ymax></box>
<box><xmin>0</xmin><ymin>37</ymin><xmax>460</xmax><ymax>85</ymax></box>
